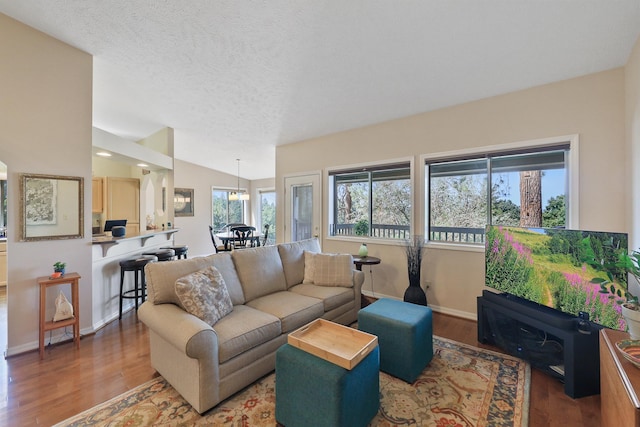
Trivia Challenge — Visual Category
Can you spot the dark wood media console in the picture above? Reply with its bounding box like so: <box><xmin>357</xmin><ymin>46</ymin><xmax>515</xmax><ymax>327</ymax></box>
<box><xmin>477</xmin><ymin>290</ymin><xmax>602</xmax><ymax>398</ymax></box>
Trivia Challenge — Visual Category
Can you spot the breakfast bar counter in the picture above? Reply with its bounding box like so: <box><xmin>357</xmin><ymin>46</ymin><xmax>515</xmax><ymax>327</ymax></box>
<box><xmin>91</xmin><ymin>228</ymin><xmax>180</xmax><ymax>328</ymax></box>
<box><xmin>92</xmin><ymin>228</ymin><xmax>179</xmax><ymax>256</ymax></box>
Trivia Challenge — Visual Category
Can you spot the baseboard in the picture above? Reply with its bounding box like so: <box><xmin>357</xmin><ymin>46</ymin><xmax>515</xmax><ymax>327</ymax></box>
<box><xmin>361</xmin><ymin>290</ymin><xmax>476</xmax><ymax>321</ymax></box>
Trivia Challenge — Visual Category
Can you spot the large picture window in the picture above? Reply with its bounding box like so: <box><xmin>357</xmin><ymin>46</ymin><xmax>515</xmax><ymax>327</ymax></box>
<box><xmin>427</xmin><ymin>145</ymin><xmax>569</xmax><ymax>244</ymax></box>
<box><xmin>212</xmin><ymin>189</ymin><xmax>244</xmax><ymax>231</ymax></box>
<box><xmin>329</xmin><ymin>162</ymin><xmax>411</xmax><ymax>240</ymax></box>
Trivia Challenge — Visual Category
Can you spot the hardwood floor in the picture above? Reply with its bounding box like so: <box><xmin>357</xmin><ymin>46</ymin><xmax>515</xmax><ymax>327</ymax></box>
<box><xmin>0</xmin><ymin>306</ymin><xmax>601</xmax><ymax>426</ymax></box>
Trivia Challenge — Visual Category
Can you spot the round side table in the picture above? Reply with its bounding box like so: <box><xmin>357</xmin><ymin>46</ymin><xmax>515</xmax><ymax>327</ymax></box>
<box><xmin>352</xmin><ymin>255</ymin><xmax>381</xmax><ymax>271</ymax></box>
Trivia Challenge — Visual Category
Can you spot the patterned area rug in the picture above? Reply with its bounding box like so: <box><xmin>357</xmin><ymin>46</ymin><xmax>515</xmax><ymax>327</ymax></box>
<box><xmin>56</xmin><ymin>336</ymin><xmax>530</xmax><ymax>426</ymax></box>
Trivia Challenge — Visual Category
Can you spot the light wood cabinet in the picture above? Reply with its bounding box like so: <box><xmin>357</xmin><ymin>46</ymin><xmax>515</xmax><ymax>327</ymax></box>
<box><xmin>92</xmin><ymin>177</ymin><xmax>104</xmax><ymax>213</ymax></box>
<box><xmin>600</xmin><ymin>328</ymin><xmax>640</xmax><ymax>427</ymax></box>
<box><xmin>106</xmin><ymin>177</ymin><xmax>140</xmax><ymax>235</ymax></box>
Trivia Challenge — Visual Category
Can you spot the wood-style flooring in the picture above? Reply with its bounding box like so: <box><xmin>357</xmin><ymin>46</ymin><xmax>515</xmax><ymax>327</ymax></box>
<box><xmin>0</xmin><ymin>299</ymin><xmax>600</xmax><ymax>426</ymax></box>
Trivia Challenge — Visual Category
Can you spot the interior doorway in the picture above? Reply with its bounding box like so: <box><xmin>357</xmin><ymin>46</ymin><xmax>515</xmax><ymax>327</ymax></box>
<box><xmin>284</xmin><ymin>173</ymin><xmax>321</xmax><ymax>243</ymax></box>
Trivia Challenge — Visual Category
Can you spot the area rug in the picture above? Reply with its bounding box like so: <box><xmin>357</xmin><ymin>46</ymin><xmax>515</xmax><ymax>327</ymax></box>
<box><xmin>56</xmin><ymin>336</ymin><xmax>530</xmax><ymax>426</ymax></box>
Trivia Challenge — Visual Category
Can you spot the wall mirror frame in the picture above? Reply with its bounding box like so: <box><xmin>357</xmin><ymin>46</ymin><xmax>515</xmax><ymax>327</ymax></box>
<box><xmin>20</xmin><ymin>173</ymin><xmax>84</xmax><ymax>241</ymax></box>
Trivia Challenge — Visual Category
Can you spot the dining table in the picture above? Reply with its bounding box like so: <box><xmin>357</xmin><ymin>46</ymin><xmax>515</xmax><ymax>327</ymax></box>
<box><xmin>215</xmin><ymin>230</ymin><xmax>264</xmax><ymax>251</ymax></box>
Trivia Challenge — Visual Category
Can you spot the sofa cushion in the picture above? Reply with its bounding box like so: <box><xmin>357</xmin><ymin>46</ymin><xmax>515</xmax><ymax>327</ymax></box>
<box><xmin>213</xmin><ymin>305</ymin><xmax>281</xmax><ymax>363</ymax></box>
<box><xmin>207</xmin><ymin>252</ymin><xmax>245</xmax><ymax>305</ymax></box>
<box><xmin>303</xmin><ymin>252</ymin><xmax>353</xmax><ymax>287</ymax></box>
<box><xmin>145</xmin><ymin>255</ymin><xmax>215</xmax><ymax>305</ymax></box>
<box><xmin>175</xmin><ymin>266</ymin><xmax>233</xmax><ymax>326</ymax></box>
<box><xmin>277</xmin><ymin>238</ymin><xmax>322</xmax><ymax>288</ymax></box>
<box><xmin>289</xmin><ymin>284</ymin><xmax>354</xmax><ymax>312</ymax></box>
<box><xmin>232</xmin><ymin>245</ymin><xmax>287</xmax><ymax>302</ymax></box>
<box><xmin>246</xmin><ymin>291</ymin><xmax>324</xmax><ymax>333</ymax></box>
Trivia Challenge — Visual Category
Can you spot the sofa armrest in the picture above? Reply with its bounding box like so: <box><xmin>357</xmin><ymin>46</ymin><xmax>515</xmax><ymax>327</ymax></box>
<box><xmin>138</xmin><ymin>302</ymin><xmax>219</xmax><ymax>360</ymax></box>
<box><xmin>354</xmin><ymin>269</ymin><xmax>364</xmax><ymax>290</ymax></box>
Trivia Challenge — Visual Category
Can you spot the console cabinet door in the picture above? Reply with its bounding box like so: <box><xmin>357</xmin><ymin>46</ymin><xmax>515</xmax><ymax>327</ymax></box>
<box><xmin>106</xmin><ymin>177</ymin><xmax>140</xmax><ymax>235</ymax></box>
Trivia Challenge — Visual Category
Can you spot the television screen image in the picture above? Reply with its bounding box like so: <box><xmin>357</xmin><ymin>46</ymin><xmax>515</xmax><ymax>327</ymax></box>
<box><xmin>485</xmin><ymin>225</ymin><xmax>629</xmax><ymax>332</ymax></box>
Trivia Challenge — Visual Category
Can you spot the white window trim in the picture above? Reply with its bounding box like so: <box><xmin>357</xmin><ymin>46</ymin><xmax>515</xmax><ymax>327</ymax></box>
<box><xmin>420</xmin><ymin>134</ymin><xmax>580</xmax><ymax>252</ymax></box>
<box><xmin>256</xmin><ymin>186</ymin><xmax>276</xmax><ymax>231</ymax></box>
<box><xmin>325</xmin><ymin>156</ymin><xmax>415</xmax><ymax>244</ymax></box>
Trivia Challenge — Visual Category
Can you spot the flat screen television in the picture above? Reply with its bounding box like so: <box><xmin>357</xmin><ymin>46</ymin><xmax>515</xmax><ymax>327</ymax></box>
<box><xmin>485</xmin><ymin>225</ymin><xmax>629</xmax><ymax>332</ymax></box>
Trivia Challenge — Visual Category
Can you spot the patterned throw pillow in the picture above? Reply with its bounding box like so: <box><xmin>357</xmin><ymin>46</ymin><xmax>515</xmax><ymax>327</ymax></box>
<box><xmin>304</xmin><ymin>252</ymin><xmax>353</xmax><ymax>287</ymax></box>
<box><xmin>175</xmin><ymin>266</ymin><xmax>233</xmax><ymax>326</ymax></box>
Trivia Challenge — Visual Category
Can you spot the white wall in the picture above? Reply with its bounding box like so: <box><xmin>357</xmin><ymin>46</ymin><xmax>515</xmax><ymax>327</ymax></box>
<box><xmin>173</xmin><ymin>159</ymin><xmax>275</xmax><ymax>258</ymax></box>
<box><xmin>277</xmin><ymin>67</ymin><xmax>627</xmax><ymax>319</ymax></box>
<box><xmin>0</xmin><ymin>14</ymin><xmax>93</xmax><ymax>354</ymax></box>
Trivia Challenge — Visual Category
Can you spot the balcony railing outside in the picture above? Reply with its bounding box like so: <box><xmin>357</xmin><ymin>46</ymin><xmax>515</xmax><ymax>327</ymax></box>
<box><xmin>330</xmin><ymin>223</ymin><xmax>485</xmax><ymax>243</ymax></box>
<box><xmin>429</xmin><ymin>226</ymin><xmax>485</xmax><ymax>244</ymax></box>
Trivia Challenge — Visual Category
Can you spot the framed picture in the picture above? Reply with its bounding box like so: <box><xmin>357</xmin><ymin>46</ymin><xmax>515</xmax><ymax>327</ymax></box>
<box><xmin>174</xmin><ymin>188</ymin><xmax>194</xmax><ymax>217</ymax></box>
<box><xmin>20</xmin><ymin>173</ymin><xmax>84</xmax><ymax>241</ymax></box>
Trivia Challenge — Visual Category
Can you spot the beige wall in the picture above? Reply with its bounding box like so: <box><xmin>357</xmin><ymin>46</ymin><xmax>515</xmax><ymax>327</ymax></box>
<box><xmin>627</xmin><ymin>36</ymin><xmax>640</xmax><ymax>249</ymax></box>
<box><xmin>173</xmin><ymin>159</ymin><xmax>276</xmax><ymax>258</ymax></box>
<box><xmin>0</xmin><ymin>14</ymin><xmax>93</xmax><ymax>354</ymax></box>
<box><xmin>277</xmin><ymin>68</ymin><xmax>627</xmax><ymax>318</ymax></box>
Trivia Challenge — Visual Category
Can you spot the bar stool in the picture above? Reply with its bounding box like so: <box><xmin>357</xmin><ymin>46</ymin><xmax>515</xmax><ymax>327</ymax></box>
<box><xmin>162</xmin><ymin>245</ymin><xmax>188</xmax><ymax>259</ymax></box>
<box><xmin>119</xmin><ymin>254</ymin><xmax>157</xmax><ymax>319</ymax></box>
<box><xmin>142</xmin><ymin>248</ymin><xmax>176</xmax><ymax>262</ymax></box>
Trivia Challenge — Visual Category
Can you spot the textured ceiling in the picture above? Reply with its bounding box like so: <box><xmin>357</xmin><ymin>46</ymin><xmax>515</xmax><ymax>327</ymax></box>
<box><xmin>1</xmin><ymin>1</ymin><xmax>639</xmax><ymax>180</ymax></box>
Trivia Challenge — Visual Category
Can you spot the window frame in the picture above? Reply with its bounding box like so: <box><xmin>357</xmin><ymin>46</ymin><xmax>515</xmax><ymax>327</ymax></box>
<box><xmin>420</xmin><ymin>134</ymin><xmax>579</xmax><ymax>252</ymax></box>
<box><xmin>258</xmin><ymin>187</ymin><xmax>276</xmax><ymax>244</ymax></box>
<box><xmin>326</xmin><ymin>157</ymin><xmax>415</xmax><ymax>243</ymax></box>
<box><xmin>211</xmin><ymin>187</ymin><xmax>247</xmax><ymax>231</ymax></box>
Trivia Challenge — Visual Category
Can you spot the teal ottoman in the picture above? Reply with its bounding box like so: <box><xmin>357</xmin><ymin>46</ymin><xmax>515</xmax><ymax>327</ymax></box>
<box><xmin>358</xmin><ymin>298</ymin><xmax>433</xmax><ymax>383</ymax></box>
<box><xmin>275</xmin><ymin>343</ymin><xmax>379</xmax><ymax>427</ymax></box>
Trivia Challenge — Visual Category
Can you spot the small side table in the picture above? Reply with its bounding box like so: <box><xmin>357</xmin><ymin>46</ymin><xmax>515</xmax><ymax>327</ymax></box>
<box><xmin>37</xmin><ymin>272</ymin><xmax>81</xmax><ymax>359</ymax></box>
<box><xmin>352</xmin><ymin>256</ymin><xmax>381</xmax><ymax>271</ymax></box>
<box><xmin>353</xmin><ymin>256</ymin><xmax>381</xmax><ymax>301</ymax></box>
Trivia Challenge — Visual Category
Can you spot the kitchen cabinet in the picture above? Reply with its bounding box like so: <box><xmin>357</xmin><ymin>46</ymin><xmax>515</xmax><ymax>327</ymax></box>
<box><xmin>92</xmin><ymin>177</ymin><xmax>104</xmax><ymax>213</ymax></box>
<box><xmin>106</xmin><ymin>177</ymin><xmax>140</xmax><ymax>235</ymax></box>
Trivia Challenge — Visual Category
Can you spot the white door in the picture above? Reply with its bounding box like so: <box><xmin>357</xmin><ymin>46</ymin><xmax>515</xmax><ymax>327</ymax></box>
<box><xmin>284</xmin><ymin>173</ymin><xmax>321</xmax><ymax>242</ymax></box>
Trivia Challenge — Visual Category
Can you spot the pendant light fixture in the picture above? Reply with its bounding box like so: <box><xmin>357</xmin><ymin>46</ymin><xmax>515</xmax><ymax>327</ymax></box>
<box><xmin>229</xmin><ymin>159</ymin><xmax>249</xmax><ymax>201</ymax></box>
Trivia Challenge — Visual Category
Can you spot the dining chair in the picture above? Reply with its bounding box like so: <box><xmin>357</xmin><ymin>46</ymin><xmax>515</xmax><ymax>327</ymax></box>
<box><xmin>230</xmin><ymin>225</ymin><xmax>256</xmax><ymax>249</ymax></box>
<box><xmin>209</xmin><ymin>225</ymin><xmax>229</xmax><ymax>253</ymax></box>
<box><xmin>262</xmin><ymin>224</ymin><xmax>270</xmax><ymax>246</ymax></box>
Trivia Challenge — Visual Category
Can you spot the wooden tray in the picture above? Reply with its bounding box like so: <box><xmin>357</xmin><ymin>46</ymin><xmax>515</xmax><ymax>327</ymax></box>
<box><xmin>287</xmin><ymin>319</ymin><xmax>378</xmax><ymax>370</ymax></box>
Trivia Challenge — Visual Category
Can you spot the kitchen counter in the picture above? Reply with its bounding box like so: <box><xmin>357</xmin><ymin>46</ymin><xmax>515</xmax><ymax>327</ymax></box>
<box><xmin>91</xmin><ymin>228</ymin><xmax>180</xmax><ymax>327</ymax></box>
<box><xmin>92</xmin><ymin>228</ymin><xmax>179</xmax><ymax>256</ymax></box>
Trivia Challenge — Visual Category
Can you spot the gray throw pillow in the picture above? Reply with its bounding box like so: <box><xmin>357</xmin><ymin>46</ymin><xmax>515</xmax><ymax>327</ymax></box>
<box><xmin>175</xmin><ymin>265</ymin><xmax>233</xmax><ymax>326</ymax></box>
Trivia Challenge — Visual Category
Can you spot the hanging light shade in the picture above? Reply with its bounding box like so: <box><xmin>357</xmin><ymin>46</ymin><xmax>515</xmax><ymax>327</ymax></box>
<box><xmin>229</xmin><ymin>159</ymin><xmax>249</xmax><ymax>201</ymax></box>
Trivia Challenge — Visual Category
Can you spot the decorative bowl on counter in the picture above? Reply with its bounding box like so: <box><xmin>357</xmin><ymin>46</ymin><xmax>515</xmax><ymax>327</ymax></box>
<box><xmin>616</xmin><ymin>339</ymin><xmax>640</xmax><ymax>368</ymax></box>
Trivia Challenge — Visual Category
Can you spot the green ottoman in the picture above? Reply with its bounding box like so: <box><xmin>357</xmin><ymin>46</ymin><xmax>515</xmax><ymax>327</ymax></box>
<box><xmin>358</xmin><ymin>298</ymin><xmax>433</xmax><ymax>383</ymax></box>
<box><xmin>275</xmin><ymin>343</ymin><xmax>380</xmax><ymax>427</ymax></box>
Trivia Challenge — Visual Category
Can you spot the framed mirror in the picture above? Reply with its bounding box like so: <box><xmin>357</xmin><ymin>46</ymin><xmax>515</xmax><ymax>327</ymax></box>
<box><xmin>20</xmin><ymin>173</ymin><xmax>84</xmax><ymax>241</ymax></box>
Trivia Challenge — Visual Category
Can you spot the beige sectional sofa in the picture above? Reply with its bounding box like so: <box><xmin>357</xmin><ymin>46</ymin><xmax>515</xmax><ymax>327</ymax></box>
<box><xmin>138</xmin><ymin>238</ymin><xmax>364</xmax><ymax>413</ymax></box>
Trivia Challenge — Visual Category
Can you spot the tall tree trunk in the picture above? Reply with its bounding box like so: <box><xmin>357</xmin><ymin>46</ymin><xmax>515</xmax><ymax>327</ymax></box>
<box><xmin>520</xmin><ymin>170</ymin><xmax>542</xmax><ymax>227</ymax></box>
<box><xmin>344</xmin><ymin>186</ymin><xmax>352</xmax><ymax>222</ymax></box>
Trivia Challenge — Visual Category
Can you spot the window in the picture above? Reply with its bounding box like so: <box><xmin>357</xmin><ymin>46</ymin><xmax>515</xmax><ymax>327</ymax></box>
<box><xmin>329</xmin><ymin>162</ymin><xmax>411</xmax><ymax>239</ymax></box>
<box><xmin>211</xmin><ymin>189</ymin><xmax>244</xmax><ymax>231</ymax></box>
<box><xmin>260</xmin><ymin>190</ymin><xmax>276</xmax><ymax>245</ymax></box>
<box><xmin>426</xmin><ymin>144</ymin><xmax>569</xmax><ymax>244</ymax></box>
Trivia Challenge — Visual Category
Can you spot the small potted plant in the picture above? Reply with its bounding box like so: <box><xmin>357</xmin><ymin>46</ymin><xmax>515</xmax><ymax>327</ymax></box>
<box><xmin>582</xmin><ymin>238</ymin><xmax>640</xmax><ymax>338</ymax></box>
<box><xmin>53</xmin><ymin>261</ymin><xmax>66</xmax><ymax>277</ymax></box>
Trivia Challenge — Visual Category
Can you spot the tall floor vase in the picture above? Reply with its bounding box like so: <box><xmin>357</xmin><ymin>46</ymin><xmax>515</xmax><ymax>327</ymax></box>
<box><xmin>403</xmin><ymin>234</ymin><xmax>428</xmax><ymax>306</ymax></box>
<box><xmin>403</xmin><ymin>276</ymin><xmax>427</xmax><ymax>306</ymax></box>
